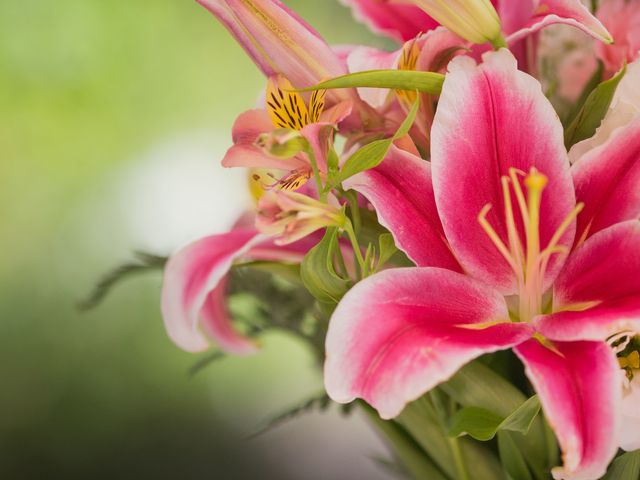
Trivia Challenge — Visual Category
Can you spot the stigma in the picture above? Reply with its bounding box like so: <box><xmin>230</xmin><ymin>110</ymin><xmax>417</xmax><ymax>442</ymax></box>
<box><xmin>478</xmin><ymin>167</ymin><xmax>583</xmax><ymax>322</ymax></box>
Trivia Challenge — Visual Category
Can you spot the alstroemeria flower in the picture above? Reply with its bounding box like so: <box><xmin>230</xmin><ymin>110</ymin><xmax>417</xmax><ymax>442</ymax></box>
<box><xmin>223</xmin><ymin>75</ymin><xmax>352</xmax><ymax>192</ymax></box>
<box><xmin>325</xmin><ymin>49</ymin><xmax>640</xmax><ymax>479</ymax></box>
<box><xmin>256</xmin><ymin>191</ymin><xmax>346</xmax><ymax>245</ymax></box>
<box><xmin>161</xmin><ymin>221</ymin><xmax>314</xmax><ymax>354</ymax></box>
<box><xmin>197</xmin><ymin>0</ymin><xmax>352</xmax><ymax>103</ymax></box>
<box><xmin>609</xmin><ymin>332</ymin><xmax>640</xmax><ymax>452</ymax></box>
<box><xmin>596</xmin><ymin>0</ymin><xmax>640</xmax><ymax>76</ymax></box>
<box><xmin>342</xmin><ymin>0</ymin><xmax>612</xmax><ymax>45</ymax></box>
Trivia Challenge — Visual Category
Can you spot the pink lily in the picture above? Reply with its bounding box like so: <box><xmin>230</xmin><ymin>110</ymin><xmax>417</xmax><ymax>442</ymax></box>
<box><xmin>196</xmin><ymin>0</ymin><xmax>352</xmax><ymax>103</ymax></box>
<box><xmin>161</xmin><ymin>220</ymin><xmax>315</xmax><ymax>354</ymax></box>
<box><xmin>222</xmin><ymin>75</ymin><xmax>352</xmax><ymax>192</ymax></box>
<box><xmin>342</xmin><ymin>0</ymin><xmax>612</xmax><ymax>46</ymax></box>
<box><xmin>325</xmin><ymin>49</ymin><xmax>640</xmax><ymax>479</ymax></box>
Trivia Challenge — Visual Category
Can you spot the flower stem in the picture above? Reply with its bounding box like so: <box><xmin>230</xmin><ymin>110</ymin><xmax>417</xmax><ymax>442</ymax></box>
<box><xmin>305</xmin><ymin>144</ymin><xmax>326</xmax><ymax>202</ymax></box>
<box><xmin>343</xmin><ymin>219</ymin><xmax>367</xmax><ymax>279</ymax></box>
<box><xmin>448</xmin><ymin>436</ymin><xmax>470</xmax><ymax>480</ymax></box>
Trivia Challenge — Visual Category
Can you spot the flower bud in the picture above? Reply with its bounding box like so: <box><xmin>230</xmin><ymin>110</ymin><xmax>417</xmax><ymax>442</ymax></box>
<box><xmin>256</xmin><ymin>191</ymin><xmax>345</xmax><ymax>245</ymax></box>
<box><xmin>406</xmin><ymin>0</ymin><xmax>502</xmax><ymax>45</ymax></box>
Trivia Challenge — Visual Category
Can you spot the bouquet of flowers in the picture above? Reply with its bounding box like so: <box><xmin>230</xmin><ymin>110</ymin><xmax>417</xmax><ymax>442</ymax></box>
<box><xmin>113</xmin><ymin>0</ymin><xmax>640</xmax><ymax>478</ymax></box>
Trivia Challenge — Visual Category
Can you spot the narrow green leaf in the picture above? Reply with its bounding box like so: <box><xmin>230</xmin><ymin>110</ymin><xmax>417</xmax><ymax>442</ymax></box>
<box><xmin>601</xmin><ymin>450</ymin><xmax>640</xmax><ymax>480</ymax></box>
<box><xmin>377</xmin><ymin>233</ymin><xmax>398</xmax><ymax>271</ymax></box>
<box><xmin>498</xmin><ymin>431</ymin><xmax>533</xmax><ymax>480</ymax></box>
<box><xmin>336</xmin><ymin>96</ymin><xmax>419</xmax><ymax>184</ymax></box>
<box><xmin>298</xmin><ymin>69</ymin><xmax>444</xmax><ymax>95</ymax></box>
<box><xmin>364</xmin><ymin>402</ymin><xmax>450</xmax><ymax>480</ymax></box>
<box><xmin>300</xmin><ymin>228</ymin><xmax>350</xmax><ymax>304</ymax></box>
<box><xmin>448</xmin><ymin>395</ymin><xmax>541</xmax><ymax>441</ymax></box>
<box><xmin>564</xmin><ymin>64</ymin><xmax>626</xmax><ymax>148</ymax></box>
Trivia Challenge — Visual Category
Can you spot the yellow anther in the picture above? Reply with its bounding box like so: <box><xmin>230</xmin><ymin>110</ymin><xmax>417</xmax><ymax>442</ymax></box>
<box><xmin>620</xmin><ymin>350</ymin><xmax>640</xmax><ymax>369</ymax></box>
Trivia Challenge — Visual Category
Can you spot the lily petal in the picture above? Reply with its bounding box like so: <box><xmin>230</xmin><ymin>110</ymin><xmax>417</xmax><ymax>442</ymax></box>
<box><xmin>161</xmin><ymin>228</ymin><xmax>307</xmax><ymax>353</ymax></box>
<box><xmin>324</xmin><ymin>267</ymin><xmax>533</xmax><ymax>419</ymax></box>
<box><xmin>197</xmin><ymin>0</ymin><xmax>350</xmax><ymax>100</ymax></box>
<box><xmin>431</xmin><ymin>49</ymin><xmax>575</xmax><ymax>294</ymax></box>
<box><xmin>572</xmin><ymin>116</ymin><xmax>640</xmax><ymax>242</ymax></box>
<box><xmin>515</xmin><ymin>339</ymin><xmax>620</xmax><ymax>480</ymax></box>
<box><xmin>507</xmin><ymin>0</ymin><xmax>613</xmax><ymax>45</ymax></box>
<box><xmin>340</xmin><ymin>0</ymin><xmax>438</xmax><ymax>42</ymax></box>
<box><xmin>343</xmin><ymin>146</ymin><xmax>461</xmax><ymax>271</ymax></box>
<box><xmin>536</xmin><ymin>221</ymin><xmax>640</xmax><ymax>341</ymax></box>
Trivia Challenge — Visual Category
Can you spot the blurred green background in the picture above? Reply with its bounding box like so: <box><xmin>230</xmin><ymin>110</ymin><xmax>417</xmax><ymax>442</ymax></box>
<box><xmin>0</xmin><ymin>1</ymin><xmax>392</xmax><ymax>478</ymax></box>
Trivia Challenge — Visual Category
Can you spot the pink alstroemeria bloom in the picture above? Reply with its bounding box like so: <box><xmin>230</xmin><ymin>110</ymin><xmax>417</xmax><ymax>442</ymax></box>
<box><xmin>325</xmin><ymin>49</ymin><xmax>640</xmax><ymax>479</ymax></box>
<box><xmin>223</xmin><ymin>75</ymin><xmax>352</xmax><ymax>192</ymax></box>
<box><xmin>342</xmin><ymin>0</ymin><xmax>612</xmax><ymax>45</ymax></box>
<box><xmin>197</xmin><ymin>0</ymin><xmax>352</xmax><ymax>103</ymax></box>
<box><xmin>161</xmin><ymin>223</ymin><xmax>313</xmax><ymax>354</ymax></box>
<box><xmin>596</xmin><ymin>0</ymin><xmax>640</xmax><ymax>76</ymax></box>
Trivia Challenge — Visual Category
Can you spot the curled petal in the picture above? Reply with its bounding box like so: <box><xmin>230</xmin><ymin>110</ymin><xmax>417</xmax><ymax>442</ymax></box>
<box><xmin>536</xmin><ymin>221</ymin><xmax>640</xmax><ymax>341</ymax></box>
<box><xmin>344</xmin><ymin>146</ymin><xmax>461</xmax><ymax>271</ymax></box>
<box><xmin>325</xmin><ymin>267</ymin><xmax>533</xmax><ymax>419</ymax></box>
<box><xmin>431</xmin><ymin>49</ymin><xmax>575</xmax><ymax>294</ymax></box>
<box><xmin>340</xmin><ymin>0</ymin><xmax>438</xmax><ymax>42</ymax></box>
<box><xmin>507</xmin><ymin>0</ymin><xmax>613</xmax><ymax>45</ymax></box>
<box><xmin>572</xmin><ymin>116</ymin><xmax>640</xmax><ymax>242</ymax></box>
<box><xmin>161</xmin><ymin>228</ymin><xmax>307</xmax><ymax>353</ymax></box>
<box><xmin>515</xmin><ymin>339</ymin><xmax>620</xmax><ymax>480</ymax></box>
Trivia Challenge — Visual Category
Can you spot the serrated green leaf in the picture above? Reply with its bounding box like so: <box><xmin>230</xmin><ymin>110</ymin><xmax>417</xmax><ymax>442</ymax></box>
<box><xmin>448</xmin><ymin>395</ymin><xmax>541</xmax><ymax>441</ymax></box>
<box><xmin>336</xmin><ymin>96</ymin><xmax>419</xmax><ymax>184</ymax></box>
<box><xmin>565</xmin><ymin>64</ymin><xmax>626</xmax><ymax>148</ymax></box>
<box><xmin>498</xmin><ymin>431</ymin><xmax>533</xmax><ymax>480</ymax></box>
<box><xmin>601</xmin><ymin>450</ymin><xmax>640</xmax><ymax>480</ymax></box>
<box><xmin>298</xmin><ymin>69</ymin><xmax>444</xmax><ymax>95</ymax></box>
<box><xmin>300</xmin><ymin>228</ymin><xmax>350</xmax><ymax>304</ymax></box>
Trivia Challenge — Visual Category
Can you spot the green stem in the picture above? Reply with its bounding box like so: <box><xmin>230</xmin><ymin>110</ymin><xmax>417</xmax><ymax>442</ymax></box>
<box><xmin>345</xmin><ymin>190</ymin><xmax>361</xmax><ymax>235</ymax></box>
<box><xmin>448</xmin><ymin>436</ymin><xmax>470</xmax><ymax>480</ymax></box>
<box><xmin>344</xmin><ymin>219</ymin><xmax>367</xmax><ymax>279</ymax></box>
<box><xmin>305</xmin><ymin>144</ymin><xmax>326</xmax><ymax>202</ymax></box>
<box><xmin>490</xmin><ymin>33</ymin><xmax>508</xmax><ymax>50</ymax></box>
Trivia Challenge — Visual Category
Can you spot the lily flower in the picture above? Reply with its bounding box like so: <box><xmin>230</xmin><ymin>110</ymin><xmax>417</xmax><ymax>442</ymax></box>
<box><xmin>161</xmin><ymin>220</ymin><xmax>316</xmax><ymax>354</ymax></box>
<box><xmin>256</xmin><ymin>191</ymin><xmax>346</xmax><ymax>245</ymax></box>
<box><xmin>342</xmin><ymin>0</ymin><xmax>612</xmax><ymax>46</ymax></box>
<box><xmin>196</xmin><ymin>0</ymin><xmax>351</xmax><ymax>102</ymax></box>
<box><xmin>596</xmin><ymin>0</ymin><xmax>640</xmax><ymax>76</ymax></box>
<box><xmin>325</xmin><ymin>49</ymin><xmax>640</xmax><ymax>479</ymax></box>
<box><xmin>222</xmin><ymin>75</ymin><xmax>352</xmax><ymax>193</ymax></box>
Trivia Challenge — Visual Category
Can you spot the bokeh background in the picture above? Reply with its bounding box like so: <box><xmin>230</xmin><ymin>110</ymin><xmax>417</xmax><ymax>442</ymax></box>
<box><xmin>0</xmin><ymin>1</ymin><xmax>396</xmax><ymax>478</ymax></box>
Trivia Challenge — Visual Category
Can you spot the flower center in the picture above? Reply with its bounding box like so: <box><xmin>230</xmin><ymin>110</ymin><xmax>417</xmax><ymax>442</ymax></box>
<box><xmin>478</xmin><ymin>168</ymin><xmax>583</xmax><ymax>322</ymax></box>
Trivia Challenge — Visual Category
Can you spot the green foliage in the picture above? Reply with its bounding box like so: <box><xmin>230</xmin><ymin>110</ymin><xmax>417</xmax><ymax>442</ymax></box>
<box><xmin>300</xmin><ymin>228</ymin><xmax>351</xmax><ymax>304</ymax></box>
<box><xmin>498</xmin><ymin>431</ymin><xmax>533</xmax><ymax>480</ymax></box>
<box><xmin>448</xmin><ymin>395</ymin><xmax>540</xmax><ymax>441</ymax></box>
<box><xmin>298</xmin><ymin>69</ymin><xmax>444</xmax><ymax>95</ymax></box>
<box><xmin>601</xmin><ymin>450</ymin><xmax>640</xmax><ymax>480</ymax></box>
<box><xmin>78</xmin><ymin>252</ymin><xmax>167</xmax><ymax>311</ymax></box>
<box><xmin>334</xmin><ymin>96</ymin><xmax>419</xmax><ymax>185</ymax></box>
<box><xmin>564</xmin><ymin>64</ymin><xmax>626</xmax><ymax>148</ymax></box>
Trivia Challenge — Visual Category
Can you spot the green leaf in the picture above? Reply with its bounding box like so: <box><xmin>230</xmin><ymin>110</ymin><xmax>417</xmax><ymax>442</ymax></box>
<box><xmin>300</xmin><ymin>228</ymin><xmax>350</xmax><ymax>304</ymax></box>
<box><xmin>564</xmin><ymin>64</ymin><xmax>626</xmax><ymax>148</ymax></box>
<box><xmin>298</xmin><ymin>69</ymin><xmax>444</xmax><ymax>95</ymax></box>
<box><xmin>498</xmin><ymin>431</ymin><xmax>533</xmax><ymax>480</ymax></box>
<box><xmin>601</xmin><ymin>450</ymin><xmax>640</xmax><ymax>480</ymax></box>
<box><xmin>78</xmin><ymin>251</ymin><xmax>167</xmax><ymax>311</ymax></box>
<box><xmin>376</xmin><ymin>233</ymin><xmax>398</xmax><ymax>271</ymax></box>
<box><xmin>442</xmin><ymin>362</ymin><xmax>548</xmax><ymax>477</ymax></box>
<box><xmin>246</xmin><ymin>392</ymin><xmax>334</xmax><ymax>439</ymax></box>
<box><xmin>336</xmin><ymin>96</ymin><xmax>419</xmax><ymax>184</ymax></box>
<box><xmin>563</xmin><ymin>60</ymin><xmax>604</xmax><ymax>126</ymax></box>
<box><xmin>362</xmin><ymin>403</ymin><xmax>450</xmax><ymax>480</ymax></box>
<box><xmin>448</xmin><ymin>395</ymin><xmax>541</xmax><ymax>441</ymax></box>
